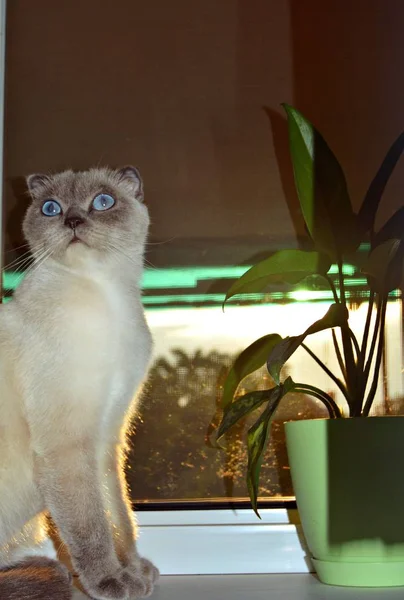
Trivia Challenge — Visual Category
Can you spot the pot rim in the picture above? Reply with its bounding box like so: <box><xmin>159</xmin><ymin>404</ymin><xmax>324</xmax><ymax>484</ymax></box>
<box><xmin>284</xmin><ymin>415</ymin><xmax>404</xmax><ymax>428</ymax></box>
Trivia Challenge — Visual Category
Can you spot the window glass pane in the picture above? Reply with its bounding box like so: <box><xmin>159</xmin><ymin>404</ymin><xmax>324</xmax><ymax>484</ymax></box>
<box><xmin>4</xmin><ymin>0</ymin><xmax>404</xmax><ymax>504</ymax></box>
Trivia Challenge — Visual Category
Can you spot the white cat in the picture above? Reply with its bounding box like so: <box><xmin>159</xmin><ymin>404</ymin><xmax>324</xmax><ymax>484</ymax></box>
<box><xmin>0</xmin><ymin>167</ymin><xmax>159</xmax><ymax>600</ymax></box>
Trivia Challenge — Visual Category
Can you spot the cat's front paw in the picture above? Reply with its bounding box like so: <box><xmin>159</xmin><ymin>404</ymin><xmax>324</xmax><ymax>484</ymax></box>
<box><xmin>124</xmin><ymin>557</ymin><xmax>159</xmax><ymax>598</ymax></box>
<box><xmin>81</xmin><ymin>572</ymin><xmax>129</xmax><ymax>600</ymax></box>
<box><xmin>121</xmin><ymin>569</ymin><xmax>147</xmax><ymax>598</ymax></box>
<box><xmin>140</xmin><ymin>557</ymin><xmax>160</xmax><ymax>592</ymax></box>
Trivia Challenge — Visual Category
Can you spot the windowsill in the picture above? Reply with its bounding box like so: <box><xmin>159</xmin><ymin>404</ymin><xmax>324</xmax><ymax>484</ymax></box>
<box><xmin>72</xmin><ymin>574</ymin><xmax>404</xmax><ymax>599</ymax></box>
<box><xmin>135</xmin><ymin>508</ymin><xmax>309</xmax><ymax>575</ymax></box>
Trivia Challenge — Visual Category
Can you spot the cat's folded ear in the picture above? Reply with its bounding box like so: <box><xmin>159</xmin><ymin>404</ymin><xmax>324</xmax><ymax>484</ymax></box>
<box><xmin>116</xmin><ymin>166</ymin><xmax>144</xmax><ymax>201</ymax></box>
<box><xmin>26</xmin><ymin>173</ymin><xmax>51</xmax><ymax>195</ymax></box>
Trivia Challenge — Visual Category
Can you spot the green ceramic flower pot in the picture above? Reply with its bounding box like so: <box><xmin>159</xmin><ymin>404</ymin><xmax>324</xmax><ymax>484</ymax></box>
<box><xmin>285</xmin><ymin>416</ymin><xmax>404</xmax><ymax>587</ymax></box>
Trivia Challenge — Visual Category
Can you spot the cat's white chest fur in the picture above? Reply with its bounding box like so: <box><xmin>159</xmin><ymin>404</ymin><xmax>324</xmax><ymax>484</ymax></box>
<box><xmin>10</xmin><ymin>255</ymin><xmax>152</xmax><ymax>448</ymax></box>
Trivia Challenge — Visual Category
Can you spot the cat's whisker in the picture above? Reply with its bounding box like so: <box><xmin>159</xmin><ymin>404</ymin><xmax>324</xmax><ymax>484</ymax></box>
<box><xmin>22</xmin><ymin>245</ymin><xmax>57</xmax><ymax>280</ymax></box>
<box><xmin>101</xmin><ymin>237</ymin><xmax>159</xmax><ymax>270</ymax></box>
<box><xmin>143</xmin><ymin>258</ymin><xmax>158</xmax><ymax>270</ymax></box>
<box><xmin>104</xmin><ymin>243</ymin><xmax>134</xmax><ymax>266</ymax></box>
<box><xmin>5</xmin><ymin>256</ymin><xmax>33</xmax><ymax>275</ymax></box>
<box><xmin>102</xmin><ymin>239</ymin><xmax>159</xmax><ymax>271</ymax></box>
<box><xmin>4</xmin><ymin>236</ymin><xmax>61</xmax><ymax>273</ymax></box>
<box><xmin>22</xmin><ymin>255</ymin><xmax>52</xmax><ymax>281</ymax></box>
<box><xmin>4</xmin><ymin>252</ymin><xmax>33</xmax><ymax>269</ymax></box>
<box><xmin>21</xmin><ymin>255</ymin><xmax>49</xmax><ymax>280</ymax></box>
<box><xmin>6</xmin><ymin>250</ymin><xmax>39</xmax><ymax>273</ymax></box>
<box><xmin>108</xmin><ymin>243</ymin><xmax>156</xmax><ymax>272</ymax></box>
<box><xmin>145</xmin><ymin>236</ymin><xmax>178</xmax><ymax>246</ymax></box>
<box><xmin>4</xmin><ymin>244</ymin><xmax>43</xmax><ymax>272</ymax></box>
<box><xmin>4</xmin><ymin>242</ymin><xmax>31</xmax><ymax>254</ymax></box>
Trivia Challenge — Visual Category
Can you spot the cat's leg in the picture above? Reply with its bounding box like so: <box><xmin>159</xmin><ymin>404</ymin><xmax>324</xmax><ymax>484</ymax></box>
<box><xmin>33</xmin><ymin>438</ymin><xmax>141</xmax><ymax>600</ymax></box>
<box><xmin>102</xmin><ymin>441</ymin><xmax>159</xmax><ymax>598</ymax></box>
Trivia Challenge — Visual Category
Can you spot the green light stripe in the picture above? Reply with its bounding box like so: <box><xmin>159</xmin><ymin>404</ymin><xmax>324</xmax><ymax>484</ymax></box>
<box><xmin>141</xmin><ymin>266</ymin><xmax>251</xmax><ymax>289</ymax></box>
<box><xmin>2</xmin><ymin>263</ymin><xmax>358</xmax><ymax>292</ymax></box>
<box><xmin>328</xmin><ymin>264</ymin><xmax>355</xmax><ymax>276</ymax></box>
<box><xmin>3</xmin><ymin>260</ymin><xmax>400</xmax><ymax>307</ymax></box>
<box><xmin>142</xmin><ymin>292</ymin><xmax>285</xmax><ymax>305</ymax></box>
<box><xmin>3</xmin><ymin>267</ymin><xmax>252</xmax><ymax>292</ymax></box>
<box><xmin>3</xmin><ymin>288</ymin><xmax>400</xmax><ymax>307</ymax></box>
<box><xmin>289</xmin><ymin>290</ymin><xmax>334</xmax><ymax>301</ymax></box>
<box><xmin>3</xmin><ymin>271</ymin><xmax>25</xmax><ymax>289</ymax></box>
<box><xmin>342</xmin><ymin>278</ymin><xmax>368</xmax><ymax>286</ymax></box>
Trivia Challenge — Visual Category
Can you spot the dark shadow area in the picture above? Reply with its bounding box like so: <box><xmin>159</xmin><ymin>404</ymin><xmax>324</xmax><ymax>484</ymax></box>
<box><xmin>5</xmin><ymin>176</ymin><xmax>29</xmax><ymax>261</ymax></box>
<box><xmin>290</xmin><ymin>0</ymin><xmax>404</xmax><ymax>222</ymax></box>
<box><xmin>328</xmin><ymin>418</ymin><xmax>404</xmax><ymax>545</ymax></box>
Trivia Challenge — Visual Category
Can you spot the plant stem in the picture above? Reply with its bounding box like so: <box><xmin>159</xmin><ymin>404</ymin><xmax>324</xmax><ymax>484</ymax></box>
<box><xmin>356</xmin><ymin>290</ymin><xmax>376</xmax><ymax>414</ymax></box>
<box><xmin>363</xmin><ymin>295</ymin><xmax>383</xmax><ymax>387</ymax></box>
<box><xmin>301</xmin><ymin>342</ymin><xmax>350</xmax><ymax>401</ymax></box>
<box><xmin>332</xmin><ymin>329</ymin><xmax>348</xmax><ymax>383</ymax></box>
<box><xmin>325</xmin><ymin>274</ymin><xmax>340</xmax><ymax>304</ymax></box>
<box><xmin>294</xmin><ymin>383</ymin><xmax>342</xmax><ymax>418</ymax></box>
<box><xmin>337</xmin><ymin>258</ymin><xmax>357</xmax><ymax>412</ymax></box>
<box><xmin>362</xmin><ymin>296</ymin><xmax>387</xmax><ymax>416</ymax></box>
<box><xmin>295</xmin><ymin>388</ymin><xmax>335</xmax><ymax>418</ymax></box>
<box><xmin>348</xmin><ymin>328</ymin><xmax>360</xmax><ymax>360</ymax></box>
<box><xmin>337</xmin><ymin>258</ymin><xmax>347</xmax><ymax>308</ymax></box>
<box><xmin>358</xmin><ymin>290</ymin><xmax>375</xmax><ymax>371</ymax></box>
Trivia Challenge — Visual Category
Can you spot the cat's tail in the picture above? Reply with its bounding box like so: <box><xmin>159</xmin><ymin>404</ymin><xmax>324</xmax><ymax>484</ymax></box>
<box><xmin>0</xmin><ymin>556</ymin><xmax>72</xmax><ymax>599</ymax></box>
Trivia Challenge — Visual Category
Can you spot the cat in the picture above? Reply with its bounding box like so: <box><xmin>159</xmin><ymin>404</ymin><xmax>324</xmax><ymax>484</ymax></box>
<box><xmin>0</xmin><ymin>166</ymin><xmax>159</xmax><ymax>599</ymax></box>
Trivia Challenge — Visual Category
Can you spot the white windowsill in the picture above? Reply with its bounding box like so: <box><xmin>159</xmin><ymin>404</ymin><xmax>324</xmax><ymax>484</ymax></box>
<box><xmin>72</xmin><ymin>574</ymin><xmax>404</xmax><ymax>599</ymax></box>
<box><xmin>135</xmin><ymin>508</ymin><xmax>310</xmax><ymax>575</ymax></box>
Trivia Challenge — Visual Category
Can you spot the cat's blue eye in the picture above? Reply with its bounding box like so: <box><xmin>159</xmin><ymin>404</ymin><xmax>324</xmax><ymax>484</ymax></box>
<box><xmin>92</xmin><ymin>193</ymin><xmax>115</xmax><ymax>211</ymax></box>
<box><xmin>41</xmin><ymin>200</ymin><xmax>62</xmax><ymax>217</ymax></box>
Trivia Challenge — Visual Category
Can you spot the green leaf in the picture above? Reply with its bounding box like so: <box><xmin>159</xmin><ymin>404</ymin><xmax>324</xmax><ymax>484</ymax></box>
<box><xmin>267</xmin><ymin>303</ymin><xmax>349</xmax><ymax>384</ymax></box>
<box><xmin>363</xmin><ymin>238</ymin><xmax>402</xmax><ymax>293</ymax></box>
<box><xmin>205</xmin><ymin>406</ymin><xmax>226</xmax><ymax>450</ymax></box>
<box><xmin>221</xmin><ymin>334</ymin><xmax>282</xmax><ymax>408</ymax></box>
<box><xmin>218</xmin><ymin>388</ymin><xmax>279</xmax><ymax>440</ymax></box>
<box><xmin>246</xmin><ymin>377</ymin><xmax>295</xmax><ymax>516</ymax></box>
<box><xmin>223</xmin><ymin>250</ymin><xmax>331</xmax><ymax>305</ymax></box>
<box><xmin>358</xmin><ymin>131</ymin><xmax>404</xmax><ymax>235</ymax></box>
<box><xmin>283</xmin><ymin>104</ymin><xmax>360</xmax><ymax>260</ymax></box>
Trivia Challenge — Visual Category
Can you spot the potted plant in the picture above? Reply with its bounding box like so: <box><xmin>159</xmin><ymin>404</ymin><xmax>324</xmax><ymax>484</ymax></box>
<box><xmin>213</xmin><ymin>104</ymin><xmax>404</xmax><ymax>587</ymax></box>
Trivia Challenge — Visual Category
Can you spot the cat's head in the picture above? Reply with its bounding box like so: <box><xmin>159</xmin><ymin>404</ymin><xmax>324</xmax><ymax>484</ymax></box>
<box><xmin>23</xmin><ymin>166</ymin><xmax>149</xmax><ymax>267</ymax></box>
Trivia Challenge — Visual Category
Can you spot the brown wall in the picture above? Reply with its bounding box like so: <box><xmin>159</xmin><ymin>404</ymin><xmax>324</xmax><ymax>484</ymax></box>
<box><xmin>291</xmin><ymin>0</ymin><xmax>404</xmax><ymax>229</ymax></box>
<box><xmin>4</xmin><ymin>0</ymin><xmax>404</xmax><ymax>262</ymax></box>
